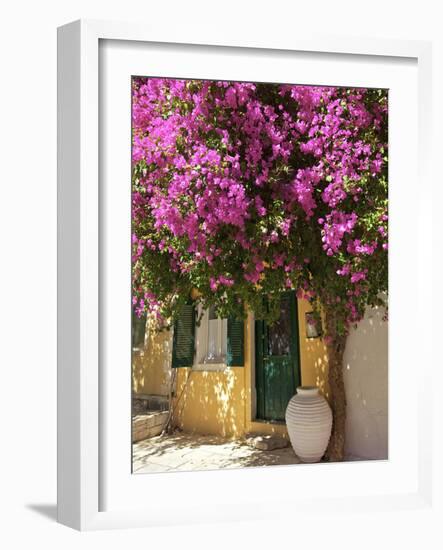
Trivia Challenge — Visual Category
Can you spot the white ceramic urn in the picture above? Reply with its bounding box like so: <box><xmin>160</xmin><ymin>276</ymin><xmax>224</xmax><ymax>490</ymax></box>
<box><xmin>285</xmin><ymin>386</ymin><xmax>332</xmax><ymax>463</ymax></box>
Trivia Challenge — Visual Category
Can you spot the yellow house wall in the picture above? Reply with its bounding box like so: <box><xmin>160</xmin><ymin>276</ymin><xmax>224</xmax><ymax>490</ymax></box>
<box><xmin>133</xmin><ymin>297</ymin><xmax>329</xmax><ymax>438</ymax></box>
<box><xmin>297</xmin><ymin>299</ymin><xmax>330</xmax><ymax>400</ymax></box>
<box><xmin>132</xmin><ymin>318</ymin><xmax>173</xmax><ymax>396</ymax></box>
<box><xmin>172</xmin><ymin>367</ymin><xmax>247</xmax><ymax>438</ymax></box>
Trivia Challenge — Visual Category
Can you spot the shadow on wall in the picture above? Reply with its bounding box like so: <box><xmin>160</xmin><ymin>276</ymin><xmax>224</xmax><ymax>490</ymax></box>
<box><xmin>343</xmin><ymin>305</ymin><xmax>388</xmax><ymax>460</ymax></box>
<box><xmin>297</xmin><ymin>299</ymin><xmax>330</xmax><ymax>399</ymax></box>
<box><xmin>303</xmin><ymin>338</ymin><xmax>329</xmax><ymax>399</ymax></box>
<box><xmin>132</xmin><ymin>319</ymin><xmax>173</xmax><ymax>397</ymax></box>
<box><xmin>173</xmin><ymin>368</ymin><xmax>246</xmax><ymax>438</ymax></box>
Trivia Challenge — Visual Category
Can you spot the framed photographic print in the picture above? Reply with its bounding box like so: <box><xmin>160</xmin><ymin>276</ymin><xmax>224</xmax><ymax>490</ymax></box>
<box><xmin>57</xmin><ymin>19</ymin><xmax>433</xmax><ymax>530</ymax></box>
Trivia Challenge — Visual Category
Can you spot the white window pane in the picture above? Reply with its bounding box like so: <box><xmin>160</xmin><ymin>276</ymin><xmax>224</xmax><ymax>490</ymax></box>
<box><xmin>207</xmin><ymin>319</ymin><xmax>219</xmax><ymax>360</ymax></box>
<box><xmin>195</xmin><ymin>306</ymin><xmax>228</xmax><ymax>366</ymax></box>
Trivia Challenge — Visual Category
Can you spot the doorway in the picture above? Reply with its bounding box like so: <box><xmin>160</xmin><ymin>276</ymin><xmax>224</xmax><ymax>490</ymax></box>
<box><xmin>255</xmin><ymin>292</ymin><xmax>301</xmax><ymax>421</ymax></box>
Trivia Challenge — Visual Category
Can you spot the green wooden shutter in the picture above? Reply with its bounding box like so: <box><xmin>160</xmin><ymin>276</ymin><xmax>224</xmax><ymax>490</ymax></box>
<box><xmin>227</xmin><ymin>317</ymin><xmax>244</xmax><ymax>366</ymax></box>
<box><xmin>172</xmin><ymin>303</ymin><xmax>196</xmax><ymax>367</ymax></box>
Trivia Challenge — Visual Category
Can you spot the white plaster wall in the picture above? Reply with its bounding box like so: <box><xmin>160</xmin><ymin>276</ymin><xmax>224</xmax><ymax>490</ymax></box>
<box><xmin>343</xmin><ymin>306</ymin><xmax>388</xmax><ymax>460</ymax></box>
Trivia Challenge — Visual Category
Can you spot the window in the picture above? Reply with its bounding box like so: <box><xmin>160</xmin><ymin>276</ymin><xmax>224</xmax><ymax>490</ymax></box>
<box><xmin>171</xmin><ymin>302</ymin><xmax>244</xmax><ymax>369</ymax></box>
<box><xmin>199</xmin><ymin>305</ymin><xmax>228</xmax><ymax>366</ymax></box>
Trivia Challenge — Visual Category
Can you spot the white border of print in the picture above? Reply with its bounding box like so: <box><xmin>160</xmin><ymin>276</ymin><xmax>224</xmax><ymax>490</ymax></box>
<box><xmin>57</xmin><ymin>19</ymin><xmax>433</xmax><ymax>531</ymax></box>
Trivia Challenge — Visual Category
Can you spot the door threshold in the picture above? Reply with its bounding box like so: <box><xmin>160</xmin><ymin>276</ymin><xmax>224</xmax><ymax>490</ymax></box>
<box><xmin>253</xmin><ymin>419</ymin><xmax>286</xmax><ymax>426</ymax></box>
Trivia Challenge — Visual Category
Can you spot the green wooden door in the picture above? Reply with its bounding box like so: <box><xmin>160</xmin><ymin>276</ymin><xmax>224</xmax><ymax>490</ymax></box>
<box><xmin>255</xmin><ymin>292</ymin><xmax>301</xmax><ymax>421</ymax></box>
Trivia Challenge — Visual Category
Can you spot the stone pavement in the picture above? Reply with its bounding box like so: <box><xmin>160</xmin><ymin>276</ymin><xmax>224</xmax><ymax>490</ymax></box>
<box><xmin>133</xmin><ymin>431</ymin><xmax>301</xmax><ymax>474</ymax></box>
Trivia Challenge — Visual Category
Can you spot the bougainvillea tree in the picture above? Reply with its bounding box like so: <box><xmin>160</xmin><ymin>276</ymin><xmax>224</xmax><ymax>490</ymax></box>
<box><xmin>131</xmin><ymin>78</ymin><xmax>388</xmax><ymax>460</ymax></box>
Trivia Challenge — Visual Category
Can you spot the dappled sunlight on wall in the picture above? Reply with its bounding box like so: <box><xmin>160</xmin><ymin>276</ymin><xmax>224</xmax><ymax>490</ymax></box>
<box><xmin>297</xmin><ymin>299</ymin><xmax>330</xmax><ymax>399</ymax></box>
<box><xmin>343</xmin><ymin>305</ymin><xmax>388</xmax><ymax>459</ymax></box>
<box><xmin>132</xmin><ymin>317</ymin><xmax>173</xmax><ymax>396</ymax></box>
<box><xmin>173</xmin><ymin>367</ymin><xmax>246</xmax><ymax>438</ymax></box>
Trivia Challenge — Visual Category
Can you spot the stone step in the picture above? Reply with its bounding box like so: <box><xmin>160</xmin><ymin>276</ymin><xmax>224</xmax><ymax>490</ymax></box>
<box><xmin>132</xmin><ymin>411</ymin><xmax>169</xmax><ymax>442</ymax></box>
<box><xmin>245</xmin><ymin>434</ymin><xmax>289</xmax><ymax>451</ymax></box>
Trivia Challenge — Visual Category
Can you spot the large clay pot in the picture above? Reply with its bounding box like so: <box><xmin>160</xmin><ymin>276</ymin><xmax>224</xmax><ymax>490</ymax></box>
<box><xmin>285</xmin><ymin>386</ymin><xmax>332</xmax><ymax>463</ymax></box>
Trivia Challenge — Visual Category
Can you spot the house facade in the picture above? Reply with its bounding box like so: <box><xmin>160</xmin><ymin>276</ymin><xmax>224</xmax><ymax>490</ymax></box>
<box><xmin>132</xmin><ymin>292</ymin><xmax>388</xmax><ymax>459</ymax></box>
<box><xmin>133</xmin><ymin>293</ymin><xmax>329</xmax><ymax>439</ymax></box>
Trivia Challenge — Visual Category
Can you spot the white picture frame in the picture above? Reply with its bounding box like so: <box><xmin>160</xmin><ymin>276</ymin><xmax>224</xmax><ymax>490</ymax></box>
<box><xmin>57</xmin><ymin>19</ymin><xmax>433</xmax><ymax>531</ymax></box>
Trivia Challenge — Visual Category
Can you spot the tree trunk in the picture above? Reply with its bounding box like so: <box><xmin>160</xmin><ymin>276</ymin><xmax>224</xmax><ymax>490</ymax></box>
<box><xmin>324</xmin><ymin>309</ymin><xmax>347</xmax><ymax>461</ymax></box>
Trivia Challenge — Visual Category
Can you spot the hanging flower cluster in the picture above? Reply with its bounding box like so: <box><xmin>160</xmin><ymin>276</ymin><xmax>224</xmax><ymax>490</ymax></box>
<box><xmin>131</xmin><ymin>78</ymin><xmax>388</xmax><ymax>333</ymax></box>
